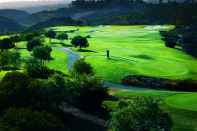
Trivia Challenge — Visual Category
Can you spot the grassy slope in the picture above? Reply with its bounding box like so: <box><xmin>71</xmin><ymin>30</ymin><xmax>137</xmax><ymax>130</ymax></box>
<box><xmin>107</xmin><ymin>89</ymin><xmax>197</xmax><ymax>131</ymax></box>
<box><xmin>51</xmin><ymin>25</ymin><xmax>197</xmax><ymax>83</ymax></box>
<box><xmin>0</xmin><ymin>39</ymin><xmax>68</xmax><ymax>78</ymax></box>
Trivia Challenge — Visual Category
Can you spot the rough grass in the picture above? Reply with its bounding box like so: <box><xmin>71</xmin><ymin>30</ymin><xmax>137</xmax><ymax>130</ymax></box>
<box><xmin>51</xmin><ymin>25</ymin><xmax>197</xmax><ymax>83</ymax></box>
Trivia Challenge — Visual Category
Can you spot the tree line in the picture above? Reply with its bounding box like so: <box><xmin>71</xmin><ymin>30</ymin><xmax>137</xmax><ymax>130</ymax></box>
<box><xmin>70</xmin><ymin>0</ymin><xmax>197</xmax><ymax>9</ymax></box>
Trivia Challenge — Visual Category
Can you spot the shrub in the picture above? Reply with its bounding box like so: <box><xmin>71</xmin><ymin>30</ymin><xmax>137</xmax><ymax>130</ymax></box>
<box><xmin>122</xmin><ymin>75</ymin><xmax>197</xmax><ymax>91</ymax></box>
<box><xmin>109</xmin><ymin>97</ymin><xmax>172</xmax><ymax>131</ymax></box>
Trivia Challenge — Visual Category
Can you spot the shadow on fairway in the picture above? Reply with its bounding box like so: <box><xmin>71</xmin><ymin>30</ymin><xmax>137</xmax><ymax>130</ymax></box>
<box><xmin>130</xmin><ymin>54</ymin><xmax>155</xmax><ymax>60</ymax></box>
<box><xmin>78</xmin><ymin>49</ymin><xmax>97</xmax><ymax>53</ymax></box>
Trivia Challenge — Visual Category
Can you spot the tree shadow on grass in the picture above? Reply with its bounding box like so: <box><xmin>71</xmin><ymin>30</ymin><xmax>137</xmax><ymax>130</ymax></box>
<box><xmin>61</xmin><ymin>43</ymin><xmax>73</xmax><ymax>47</ymax></box>
<box><xmin>130</xmin><ymin>54</ymin><xmax>155</xmax><ymax>60</ymax></box>
<box><xmin>78</xmin><ymin>49</ymin><xmax>97</xmax><ymax>53</ymax></box>
<box><xmin>51</xmin><ymin>42</ymin><xmax>73</xmax><ymax>47</ymax></box>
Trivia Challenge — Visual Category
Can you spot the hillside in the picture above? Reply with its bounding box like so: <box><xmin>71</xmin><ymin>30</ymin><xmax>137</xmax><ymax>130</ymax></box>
<box><xmin>0</xmin><ymin>9</ymin><xmax>30</xmax><ymax>22</ymax></box>
<box><xmin>22</xmin><ymin>8</ymin><xmax>83</xmax><ymax>26</ymax></box>
<box><xmin>27</xmin><ymin>17</ymin><xmax>83</xmax><ymax>32</ymax></box>
<box><xmin>0</xmin><ymin>16</ymin><xmax>24</xmax><ymax>34</ymax></box>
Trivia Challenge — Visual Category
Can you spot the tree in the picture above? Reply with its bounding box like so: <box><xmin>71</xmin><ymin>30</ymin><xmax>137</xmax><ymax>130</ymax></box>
<box><xmin>71</xmin><ymin>36</ymin><xmax>89</xmax><ymax>49</ymax></box>
<box><xmin>10</xmin><ymin>35</ymin><xmax>21</xmax><ymax>44</ymax></box>
<box><xmin>0</xmin><ymin>72</ymin><xmax>31</xmax><ymax>109</ymax></box>
<box><xmin>0</xmin><ymin>50</ymin><xmax>20</xmax><ymax>70</ymax></box>
<box><xmin>26</xmin><ymin>58</ymin><xmax>53</xmax><ymax>79</ymax></box>
<box><xmin>23</xmin><ymin>32</ymin><xmax>41</xmax><ymax>41</ymax></box>
<box><xmin>72</xmin><ymin>59</ymin><xmax>94</xmax><ymax>75</ymax></box>
<box><xmin>45</xmin><ymin>30</ymin><xmax>56</xmax><ymax>43</ymax></box>
<box><xmin>0</xmin><ymin>38</ymin><xmax>15</xmax><ymax>52</ymax></box>
<box><xmin>160</xmin><ymin>31</ymin><xmax>178</xmax><ymax>48</ymax></box>
<box><xmin>109</xmin><ymin>97</ymin><xmax>172</xmax><ymax>131</ymax></box>
<box><xmin>69</xmin><ymin>75</ymin><xmax>109</xmax><ymax>115</ymax></box>
<box><xmin>57</xmin><ymin>33</ymin><xmax>68</xmax><ymax>43</ymax></box>
<box><xmin>0</xmin><ymin>108</ymin><xmax>65</xmax><ymax>131</ymax></box>
<box><xmin>33</xmin><ymin>46</ymin><xmax>52</xmax><ymax>65</ymax></box>
<box><xmin>27</xmin><ymin>37</ymin><xmax>42</xmax><ymax>51</ymax></box>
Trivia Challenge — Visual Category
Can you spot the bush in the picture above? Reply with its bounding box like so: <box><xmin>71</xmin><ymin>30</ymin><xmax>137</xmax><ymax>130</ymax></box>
<box><xmin>0</xmin><ymin>108</ymin><xmax>65</xmax><ymax>131</ymax></box>
<box><xmin>122</xmin><ymin>75</ymin><xmax>197</xmax><ymax>91</ymax></box>
<box><xmin>109</xmin><ymin>97</ymin><xmax>172</xmax><ymax>131</ymax></box>
<box><xmin>72</xmin><ymin>59</ymin><xmax>94</xmax><ymax>75</ymax></box>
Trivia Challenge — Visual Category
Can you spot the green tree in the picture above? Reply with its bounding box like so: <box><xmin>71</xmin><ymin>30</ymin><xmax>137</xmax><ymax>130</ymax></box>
<box><xmin>109</xmin><ymin>97</ymin><xmax>172</xmax><ymax>131</ymax></box>
<box><xmin>23</xmin><ymin>32</ymin><xmax>41</xmax><ymax>41</ymax></box>
<box><xmin>72</xmin><ymin>59</ymin><xmax>93</xmax><ymax>75</ymax></box>
<box><xmin>10</xmin><ymin>35</ymin><xmax>21</xmax><ymax>44</ymax></box>
<box><xmin>27</xmin><ymin>37</ymin><xmax>42</xmax><ymax>51</ymax></box>
<box><xmin>32</xmin><ymin>46</ymin><xmax>52</xmax><ymax>65</ymax></box>
<box><xmin>0</xmin><ymin>50</ymin><xmax>20</xmax><ymax>70</ymax></box>
<box><xmin>70</xmin><ymin>75</ymin><xmax>108</xmax><ymax>114</ymax></box>
<box><xmin>45</xmin><ymin>30</ymin><xmax>56</xmax><ymax>43</ymax></box>
<box><xmin>0</xmin><ymin>72</ymin><xmax>31</xmax><ymax>109</ymax></box>
<box><xmin>71</xmin><ymin>36</ymin><xmax>89</xmax><ymax>49</ymax></box>
<box><xmin>26</xmin><ymin>58</ymin><xmax>53</xmax><ymax>79</ymax></box>
<box><xmin>57</xmin><ymin>33</ymin><xmax>68</xmax><ymax>43</ymax></box>
<box><xmin>0</xmin><ymin>38</ymin><xmax>15</xmax><ymax>52</ymax></box>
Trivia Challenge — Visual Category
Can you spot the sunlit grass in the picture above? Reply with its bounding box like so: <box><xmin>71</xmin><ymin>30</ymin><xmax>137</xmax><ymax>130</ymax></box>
<box><xmin>51</xmin><ymin>25</ymin><xmax>197</xmax><ymax>82</ymax></box>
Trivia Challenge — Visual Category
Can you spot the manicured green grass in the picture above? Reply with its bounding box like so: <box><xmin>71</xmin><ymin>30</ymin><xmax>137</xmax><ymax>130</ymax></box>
<box><xmin>51</xmin><ymin>25</ymin><xmax>197</xmax><ymax>83</ymax></box>
<box><xmin>48</xmin><ymin>48</ymin><xmax>68</xmax><ymax>74</ymax></box>
<box><xmin>165</xmin><ymin>93</ymin><xmax>197</xmax><ymax>112</ymax></box>
<box><xmin>106</xmin><ymin>88</ymin><xmax>197</xmax><ymax>131</ymax></box>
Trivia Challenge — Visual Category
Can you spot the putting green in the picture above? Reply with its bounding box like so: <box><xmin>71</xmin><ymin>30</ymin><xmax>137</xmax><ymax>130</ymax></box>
<box><xmin>165</xmin><ymin>93</ymin><xmax>197</xmax><ymax>112</ymax></box>
<box><xmin>51</xmin><ymin>25</ymin><xmax>197</xmax><ymax>82</ymax></box>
